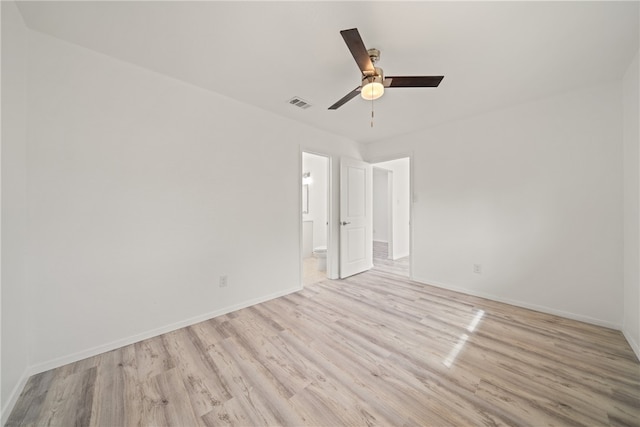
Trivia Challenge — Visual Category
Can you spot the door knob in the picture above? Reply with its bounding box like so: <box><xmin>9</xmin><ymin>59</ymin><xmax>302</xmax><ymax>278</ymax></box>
<box><xmin>341</xmin><ymin>221</ymin><xmax>351</xmax><ymax>226</ymax></box>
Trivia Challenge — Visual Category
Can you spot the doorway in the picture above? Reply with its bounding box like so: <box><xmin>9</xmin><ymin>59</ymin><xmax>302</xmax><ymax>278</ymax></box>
<box><xmin>302</xmin><ymin>152</ymin><xmax>330</xmax><ymax>285</ymax></box>
<box><xmin>371</xmin><ymin>157</ymin><xmax>411</xmax><ymax>277</ymax></box>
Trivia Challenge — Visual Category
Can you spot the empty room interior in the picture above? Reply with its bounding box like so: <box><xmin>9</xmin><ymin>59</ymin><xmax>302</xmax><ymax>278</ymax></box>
<box><xmin>2</xmin><ymin>1</ymin><xmax>639</xmax><ymax>426</ymax></box>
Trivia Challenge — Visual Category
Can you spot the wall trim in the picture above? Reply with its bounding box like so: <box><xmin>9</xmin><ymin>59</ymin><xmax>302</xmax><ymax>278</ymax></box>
<box><xmin>14</xmin><ymin>284</ymin><xmax>302</xmax><ymax>412</ymax></box>
<box><xmin>412</xmin><ymin>275</ymin><xmax>622</xmax><ymax>330</ymax></box>
<box><xmin>392</xmin><ymin>251</ymin><xmax>409</xmax><ymax>261</ymax></box>
<box><xmin>1</xmin><ymin>367</ymin><xmax>30</xmax><ymax>426</ymax></box>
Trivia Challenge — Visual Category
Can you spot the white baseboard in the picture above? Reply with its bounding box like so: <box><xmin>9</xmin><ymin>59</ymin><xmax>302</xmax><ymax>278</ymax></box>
<box><xmin>412</xmin><ymin>276</ymin><xmax>621</xmax><ymax>330</ymax></box>
<box><xmin>392</xmin><ymin>251</ymin><xmax>409</xmax><ymax>261</ymax></box>
<box><xmin>622</xmin><ymin>329</ymin><xmax>640</xmax><ymax>362</ymax></box>
<box><xmin>27</xmin><ymin>284</ymin><xmax>302</xmax><ymax>379</ymax></box>
<box><xmin>1</xmin><ymin>367</ymin><xmax>30</xmax><ymax>426</ymax></box>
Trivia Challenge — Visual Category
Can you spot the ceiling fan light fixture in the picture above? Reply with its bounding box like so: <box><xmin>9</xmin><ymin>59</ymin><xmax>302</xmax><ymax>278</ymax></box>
<box><xmin>361</xmin><ymin>75</ymin><xmax>384</xmax><ymax>100</ymax></box>
<box><xmin>328</xmin><ymin>28</ymin><xmax>444</xmax><ymax>110</ymax></box>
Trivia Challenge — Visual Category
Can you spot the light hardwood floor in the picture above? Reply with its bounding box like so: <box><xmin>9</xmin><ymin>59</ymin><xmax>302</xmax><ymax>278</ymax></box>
<box><xmin>373</xmin><ymin>241</ymin><xmax>409</xmax><ymax>277</ymax></box>
<box><xmin>7</xmin><ymin>266</ymin><xmax>640</xmax><ymax>426</ymax></box>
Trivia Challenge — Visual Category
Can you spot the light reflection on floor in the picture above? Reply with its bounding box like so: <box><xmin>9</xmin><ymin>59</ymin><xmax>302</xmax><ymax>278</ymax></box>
<box><xmin>443</xmin><ymin>309</ymin><xmax>485</xmax><ymax>368</ymax></box>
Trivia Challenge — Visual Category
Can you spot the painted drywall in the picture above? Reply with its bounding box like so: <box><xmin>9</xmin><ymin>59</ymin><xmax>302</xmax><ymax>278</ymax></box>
<box><xmin>24</xmin><ymin>28</ymin><xmax>361</xmax><ymax>376</ymax></box>
<box><xmin>373</xmin><ymin>168</ymin><xmax>390</xmax><ymax>243</ymax></box>
<box><xmin>364</xmin><ymin>81</ymin><xmax>624</xmax><ymax>328</ymax></box>
<box><xmin>302</xmin><ymin>152</ymin><xmax>328</xmax><ymax>251</ymax></box>
<box><xmin>623</xmin><ymin>51</ymin><xmax>640</xmax><ymax>359</ymax></box>
<box><xmin>1</xmin><ymin>1</ymin><xmax>30</xmax><ymax>420</ymax></box>
<box><xmin>374</xmin><ymin>159</ymin><xmax>411</xmax><ymax>260</ymax></box>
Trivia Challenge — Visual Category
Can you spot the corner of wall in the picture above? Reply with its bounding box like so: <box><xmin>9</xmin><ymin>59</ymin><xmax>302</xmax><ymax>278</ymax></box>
<box><xmin>623</xmin><ymin>329</ymin><xmax>640</xmax><ymax>362</ymax></box>
<box><xmin>622</xmin><ymin>49</ymin><xmax>640</xmax><ymax>361</ymax></box>
<box><xmin>357</xmin><ymin>141</ymin><xmax>371</xmax><ymax>161</ymax></box>
<box><xmin>0</xmin><ymin>368</ymin><xmax>30</xmax><ymax>426</ymax></box>
<box><xmin>1</xmin><ymin>0</ymin><xmax>32</xmax><ymax>421</ymax></box>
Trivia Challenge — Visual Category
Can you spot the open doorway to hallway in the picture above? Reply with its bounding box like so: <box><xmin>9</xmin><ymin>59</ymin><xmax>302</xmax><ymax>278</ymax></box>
<box><xmin>372</xmin><ymin>157</ymin><xmax>411</xmax><ymax>277</ymax></box>
<box><xmin>302</xmin><ymin>152</ymin><xmax>329</xmax><ymax>285</ymax></box>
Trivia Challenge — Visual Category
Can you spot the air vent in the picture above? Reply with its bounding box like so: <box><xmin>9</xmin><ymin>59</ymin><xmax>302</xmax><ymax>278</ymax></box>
<box><xmin>288</xmin><ymin>97</ymin><xmax>312</xmax><ymax>109</ymax></box>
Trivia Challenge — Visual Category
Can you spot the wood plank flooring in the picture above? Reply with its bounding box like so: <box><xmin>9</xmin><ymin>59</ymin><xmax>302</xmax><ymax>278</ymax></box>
<box><xmin>7</xmin><ymin>266</ymin><xmax>640</xmax><ymax>426</ymax></box>
<box><xmin>373</xmin><ymin>241</ymin><xmax>409</xmax><ymax>277</ymax></box>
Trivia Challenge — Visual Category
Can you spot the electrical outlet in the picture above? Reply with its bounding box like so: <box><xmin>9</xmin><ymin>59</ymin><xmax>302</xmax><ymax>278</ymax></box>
<box><xmin>473</xmin><ymin>264</ymin><xmax>482</xmax><ymax>274</ymax></box>
<box><xmin>219</xmin><ymin>275</ymin><xmax>228</xmax><ymax>287</ymax></box>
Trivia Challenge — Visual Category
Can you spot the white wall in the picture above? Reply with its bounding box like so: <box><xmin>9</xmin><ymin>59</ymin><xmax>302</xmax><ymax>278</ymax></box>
<box><xmin>24</xmin><ymin>28</ymin><xmax>361</xmax><ymax>376</ymax></box>
<box><xmin>1</xmin><ymin>1</ymin><xmax>31</xmax><ymax>420</ymax></box>
<box><xmin>374</xmin><ymin>158</ymin><xmax>411</xmax><ymax>260</ymax></box>
<box><xmin>302</xmin><ymin>152</ymin><xmax>328</xmax><ymax>250</ymax></box>
<box><xmin>373</xmin><ymin>168</ymin><xmax>390</xmax><ymax>243</ymax></box>
<box><xmin>623</xmin><ymin>51</ymin><xmax>640</xmax><ymax>359</ymax></box>
<box><xmin>364</xmin><ymin>81</ymin><xmax>624</xmax><ymax>328</ymax></box>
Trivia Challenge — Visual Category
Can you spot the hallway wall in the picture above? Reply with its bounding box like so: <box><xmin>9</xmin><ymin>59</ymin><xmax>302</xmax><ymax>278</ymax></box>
<box><xmin>373</xmin><ymin>159</ymin><xmax>411</xmax><ymax>260</ymax></box>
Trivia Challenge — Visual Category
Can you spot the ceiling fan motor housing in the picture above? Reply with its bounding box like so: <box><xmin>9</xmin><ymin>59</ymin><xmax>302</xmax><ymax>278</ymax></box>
<box><xmin>362</xmin><ymin>67</ymin><xmax>384</xmax><ymax>85</ymax></box>
<box><xmin>363</xmin><ymin>66</ymin><xmax>384</xmax><ymax>81</ymax></box>
<box><xmin>367</xmin><ymin>48</ymin><xmax>380</xmax><ymax>65</ymax></box>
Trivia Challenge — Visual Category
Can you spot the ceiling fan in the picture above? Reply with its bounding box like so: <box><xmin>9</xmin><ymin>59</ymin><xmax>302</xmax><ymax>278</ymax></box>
<box><xmin>328</xmin><ymin>28</ymin><xmax>444</xmax><ymax>110</ymax></box>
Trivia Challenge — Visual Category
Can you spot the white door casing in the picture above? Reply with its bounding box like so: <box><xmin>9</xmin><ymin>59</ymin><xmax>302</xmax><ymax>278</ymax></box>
<box><xmin>340</xmin><ymin>157</ymin><xmax>373</xmax><ymax>278</ymax></box>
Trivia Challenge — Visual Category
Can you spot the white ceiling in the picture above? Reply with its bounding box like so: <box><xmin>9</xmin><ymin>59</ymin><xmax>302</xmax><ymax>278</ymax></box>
<box><xmin>15</xmin><ymin>1</ymin><xmax>639</xmax><ymax>144</ymax></box>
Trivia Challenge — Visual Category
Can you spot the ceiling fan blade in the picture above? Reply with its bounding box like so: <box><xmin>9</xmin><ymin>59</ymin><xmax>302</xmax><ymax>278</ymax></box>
<box><xmin>385</xmin><ymin>76</ymin><xmax>444</xmax><ymax>88</ymax></box>
<box><xmin>340</xmin><ymin>28</ymin><xmax>375</xmax><ymax>75</ymax></box>
<box><xmin>328</xmin><ymin>87</ymin><xmax>361</xmax><ymax>110</ymax></box>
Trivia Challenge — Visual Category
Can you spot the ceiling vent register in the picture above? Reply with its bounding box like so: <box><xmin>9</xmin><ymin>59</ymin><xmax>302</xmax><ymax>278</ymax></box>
<box><xmin>288</xmin><ymin>97</ymin><xmax>312</xmax><ymax>109</ymax></box>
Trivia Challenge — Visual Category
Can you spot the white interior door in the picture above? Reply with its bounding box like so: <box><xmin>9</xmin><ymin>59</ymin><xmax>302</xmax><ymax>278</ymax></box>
<box><xmin>340</xmin><ymin>157</ymin><xmax>373</xmax><ymax>278</ymax></box>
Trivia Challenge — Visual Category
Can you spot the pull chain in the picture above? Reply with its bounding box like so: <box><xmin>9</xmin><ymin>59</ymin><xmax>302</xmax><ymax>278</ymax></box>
<box><xmin>371</xmin><ymin>96</ymin><xmax>374</xmax><ymax>128</ymax></box>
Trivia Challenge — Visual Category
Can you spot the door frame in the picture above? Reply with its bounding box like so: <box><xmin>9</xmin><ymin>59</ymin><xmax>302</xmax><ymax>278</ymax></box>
<box><xmin>300</xmin><ymin>150</ymin><xmax>333</xmax><ymax>285</ymax></box>
<box><xmin>368</xmin><ymin>153</ymin><xmax>414</xmax><ymax>280</ymax></box>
